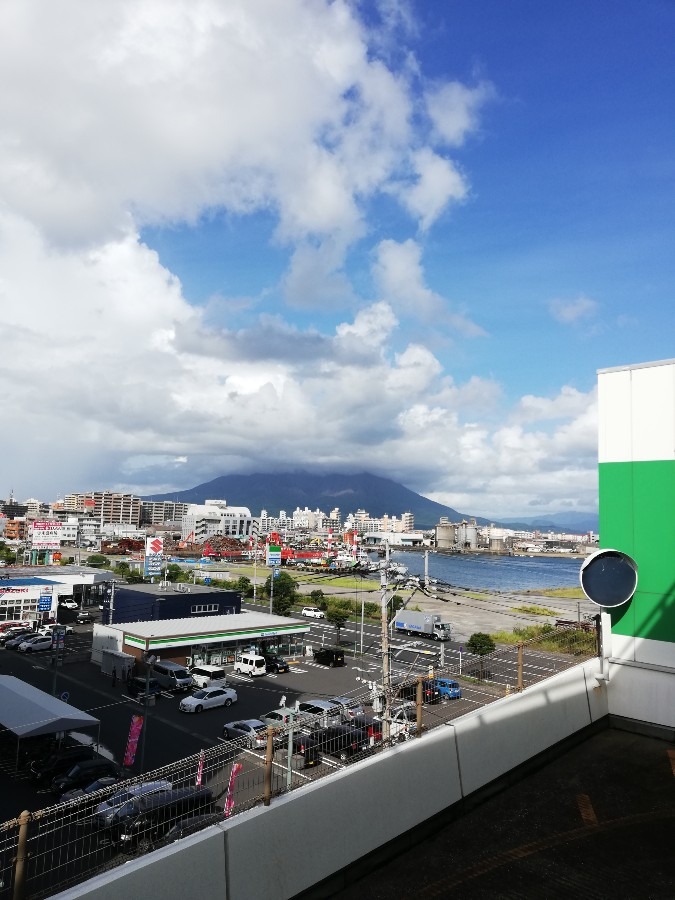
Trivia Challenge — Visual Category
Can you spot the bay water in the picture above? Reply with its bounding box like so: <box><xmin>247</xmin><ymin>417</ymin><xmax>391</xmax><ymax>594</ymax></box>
<box><xmin>388</xmin><ymin>550</ymin><xmax>582</xmax><ymax>592</ymax></box>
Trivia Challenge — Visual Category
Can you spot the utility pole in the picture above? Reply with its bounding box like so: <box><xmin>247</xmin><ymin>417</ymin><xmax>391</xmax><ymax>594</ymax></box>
<box><xmin>424</xmin><ymin>549</ymin><xmax>429</xmax><ymax>589</ymax></box>
<box><xmin>380</xmin><ymin>545</ymin><xmax>391</xmax><ymax>742</ymax></box>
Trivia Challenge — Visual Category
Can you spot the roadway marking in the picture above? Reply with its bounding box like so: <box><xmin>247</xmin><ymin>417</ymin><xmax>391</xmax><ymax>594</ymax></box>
<box><xmin>576</xmin><ymin>793</ymin><xmax>598</xmax><ymax>827</ymax></box>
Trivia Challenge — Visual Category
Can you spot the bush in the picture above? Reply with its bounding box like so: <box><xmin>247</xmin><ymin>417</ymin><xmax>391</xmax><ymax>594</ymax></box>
<box><xmin>467</xmin><ymin>632</ymin><xmax>496</xmax><ymax>655</ymax></box>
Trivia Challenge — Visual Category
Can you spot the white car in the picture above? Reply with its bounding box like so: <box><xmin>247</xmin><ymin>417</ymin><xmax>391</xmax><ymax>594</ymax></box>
<box><xmin>301</xmin><ymin>606</ymin><xmax>325</xmax><ymax>619</ymax></box>
<box><xmin>179</xmin><ymin>685</ymin><xmax>238</xmax><ymax>713</ymax></box>
<box><xmin>38</xmin><ymin>624</ymin><xmax>74</xmax><ymax>636</ymax></box>
<box><xmin>18</xmin><ymin>635</ymin><xmax>54</xmax><ymax>653</ymax></box>
<box><xmin>59</xmin><ymin>600</ymin><xmax>79</xmax><ymax>610</ymax></box>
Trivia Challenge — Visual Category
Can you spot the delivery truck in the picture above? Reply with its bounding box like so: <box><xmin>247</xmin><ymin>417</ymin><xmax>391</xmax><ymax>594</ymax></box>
<box><xmin>394</xmin><ymin>610</ymin><xmax>451</xmax><ymax>641</ymax></box>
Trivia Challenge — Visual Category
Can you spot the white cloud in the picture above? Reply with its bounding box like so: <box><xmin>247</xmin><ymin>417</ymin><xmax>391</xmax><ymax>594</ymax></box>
<box><xmin>372</xmin><ymin>238</ymin><xmax>485</xmax><ymax>335</ymax></box>
<box><xmin>425</xmin><ymin>80</ymin><xmax>495</xmax><ymax>147</ymax></box>
<box><xmin>397</xmin><ymin>148</ymin><xmax>468</xmax><ymax>231</ymax></box>
<box><xmin>549</xmin><ymin>295</ymin><xmax>599</xmax><ymax>324</ymax></box>
<box><xmin>0</xmin><ymin>0</ymin><xmax>600</xmax><ymax>520</ymax></box>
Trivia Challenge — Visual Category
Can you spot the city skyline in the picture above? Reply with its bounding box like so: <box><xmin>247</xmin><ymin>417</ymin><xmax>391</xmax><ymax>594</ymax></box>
<box><xmin>1</xmin><ymin>1</ymin><xmax>673</xmax><ymax>518</ymax></box>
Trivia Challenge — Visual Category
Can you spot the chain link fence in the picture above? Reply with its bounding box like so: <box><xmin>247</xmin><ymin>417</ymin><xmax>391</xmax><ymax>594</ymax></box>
<box><xmin>0</xmin><ymin>622</ymin><xmax>599</xmax><ymax>899</ymax></box>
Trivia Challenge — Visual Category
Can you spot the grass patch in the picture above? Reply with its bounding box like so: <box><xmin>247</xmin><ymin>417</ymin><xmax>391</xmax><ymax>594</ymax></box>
<box><xmin>512</xmin><ymin>604</ymin><xmax>557</xmax><ymax>616</ymax></box>
<box><xmin>490</xmin><ymin>624</ymin><xmax>597</xmax><ymax>655</ymax></box>
<box><xmin>532</xmin><ymin>587</ymin><xmax>585</xmax><ymax>599</ymax></box>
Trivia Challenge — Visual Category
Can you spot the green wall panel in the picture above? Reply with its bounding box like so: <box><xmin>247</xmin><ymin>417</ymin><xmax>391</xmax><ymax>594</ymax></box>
<box><xmin>600</xmin><ymin>460</ymin><xmax>675</xmax><ymax>642</ymax></box>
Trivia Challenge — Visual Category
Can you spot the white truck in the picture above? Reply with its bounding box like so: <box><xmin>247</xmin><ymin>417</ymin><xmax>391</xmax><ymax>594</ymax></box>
<box><xmin>394</xmin><ymin>610</ymin><xmax>452</xmax><ymax>641</ymax></box>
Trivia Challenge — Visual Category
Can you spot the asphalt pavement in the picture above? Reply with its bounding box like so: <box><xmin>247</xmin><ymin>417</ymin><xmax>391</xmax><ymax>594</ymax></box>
<box><xmin>319</xmin><ymin>726</ymin><xmax>675</xmax><ymax>900</ymax></box>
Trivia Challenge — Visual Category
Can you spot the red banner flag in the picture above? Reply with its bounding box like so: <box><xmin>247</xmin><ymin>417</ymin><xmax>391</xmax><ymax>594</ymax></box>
<box><xmin>123</xmin><ymin>714</ymin><xmax>144</xmax><ymax>767</ymax></box>
<box><xmin>224</xmin><ymin>762</ymin><xmax>243</xmax><ymax>818</ymax></box>
<box><xmin>196</xmin><ymin>750</ymin><xmax>205</xmax><ymax>786</ymax></box>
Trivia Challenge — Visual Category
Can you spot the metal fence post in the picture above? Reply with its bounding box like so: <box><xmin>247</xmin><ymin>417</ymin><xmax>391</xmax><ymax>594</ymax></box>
<box><xmin>517</xmin><ymin>642</ymin><xmax>524</xmax><ymax>692</ymax></box>
<box><xmin>13</xmin><ymin>810</ymin><xmax>31</xmax><ymax>900</ymax></box>
<box><xmin>594</xmin><ymin>614</ymin><xmax>602</xmax><ymax>659</ymax></box>
<box><xmin>263</xmin><ymin>727</ymin><xmax>274</xmax><ymax>806</ymax></box>
<box><xmin>416</xmin><ymin>675</ymin><xmax>423</xmax><ymax>738</ymax></box>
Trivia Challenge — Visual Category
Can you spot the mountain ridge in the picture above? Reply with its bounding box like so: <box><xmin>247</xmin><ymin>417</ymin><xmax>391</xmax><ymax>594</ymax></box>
<box><xmin>145</xmin><ymin>471</ymin><xmax>597</xmax><ymax>533</ymax></box>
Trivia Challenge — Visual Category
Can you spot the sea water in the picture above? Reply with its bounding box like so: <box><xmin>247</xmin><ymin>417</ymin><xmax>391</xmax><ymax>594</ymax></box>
<box><xmin>389</xmin><ymin>550</ymin><xmax>582</xmax><ymax>592</ymax></box>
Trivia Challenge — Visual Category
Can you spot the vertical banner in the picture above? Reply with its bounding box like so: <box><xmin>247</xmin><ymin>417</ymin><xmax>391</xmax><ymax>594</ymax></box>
<box><xmin>224</xmin><ymin>762</ymin><xmax>243</xmax><ymax>817</ymax></box>
<box><xmin>123</xmin><ymin>714</ymin><xmax>144</xmax><ymax>767</ymax></box>
<box><xmin>195</xmin><ymin>749</ymin><xmax>205</xmax><ymax>786</ymax></box>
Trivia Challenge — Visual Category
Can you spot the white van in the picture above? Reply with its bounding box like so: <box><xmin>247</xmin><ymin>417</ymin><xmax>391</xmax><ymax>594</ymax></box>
<box><xmin>190</xmin><ymin>664</ymin><xmax>228</xmax><ymax>689</ymax></box>
<box><xmin>233</xmin><ymin>653</ymin><xmax>267</xmax><ymax>677</ymax></box>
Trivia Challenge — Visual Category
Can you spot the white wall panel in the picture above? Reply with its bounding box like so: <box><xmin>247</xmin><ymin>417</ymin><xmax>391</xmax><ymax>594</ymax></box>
<box><xmin>598</xmin><ymin>368</ymin><xmax>632</xmax><ymax>463</ymax></box>
<box><xmin>631</xmin><ymin>363</ymin><xmax>675</xmax><ymax>462</ymax></box>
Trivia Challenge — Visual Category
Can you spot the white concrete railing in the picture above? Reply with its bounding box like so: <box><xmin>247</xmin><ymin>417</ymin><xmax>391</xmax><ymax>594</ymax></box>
<box><xmin>55</xmin><ymin>658</ymin><xmax>608</xmax><ymax>900</ymax></box>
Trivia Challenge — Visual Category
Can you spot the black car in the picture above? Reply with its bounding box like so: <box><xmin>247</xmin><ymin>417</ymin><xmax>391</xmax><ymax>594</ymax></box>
<box><xmin>395</xmin><ymin>678</ymin><xmax>441</xmax><ymax>705</ymax></box>
<box><xmin>262</xmin><ymin>653</ymin><xmax>290</xmax><ymax>674</ymax></box>
<box><xmin>109</xmin><ymin>786</ymin><xmax>215</xmax><ymax>849</ymax></box>
<box><xmin>126</xmin><ymin>676</ymin><xmax>163</xmax><ymax>699</ymax></box>
<box><xmin>51</xmin><ymin>758</ymin><xmax>123</xmax><ymax>795</ymax></box>
<box><xmin>0</xmin><ymin>627</ymin><xmax>33</xmax><ymax>646</ymax></box>
<box><xmin>308</xmin><ymin>725</ymin><xmax>370</xmax><ymax>761</ymax></box>
<box><xmin>312</xmin><ymin>647</ymin><xmax>345</xmax><ymax>667</ymax></box>
<box><xmin>30</xmin><ymin>744</ymin><xmax>95</xmax><ymax>783</ymax></box>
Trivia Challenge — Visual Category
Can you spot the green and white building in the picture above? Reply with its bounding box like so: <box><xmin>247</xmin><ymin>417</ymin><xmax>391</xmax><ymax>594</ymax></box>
<box><xmin>599</xmin><ymin>358</ymin><xmax>675</xmax><ymax>729</ymax></box>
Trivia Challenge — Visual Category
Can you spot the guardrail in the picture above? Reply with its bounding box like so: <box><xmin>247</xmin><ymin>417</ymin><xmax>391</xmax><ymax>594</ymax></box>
<box><xmin>0</xmin><ymin>622</ymin><xmax>600</xmax><ymax>899</ymax></box>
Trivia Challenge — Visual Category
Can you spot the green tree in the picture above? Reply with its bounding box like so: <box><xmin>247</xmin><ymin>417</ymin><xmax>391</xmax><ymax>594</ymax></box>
<box><xmin>264</xmin><ymin>571</ymin><xmax>298</xmax><ymax>616</ymax></box>
<box><xmin>166</xmin><ymin>563</ymin><xmax>184</xmax><ymax>582</ymax></box>
<box><xmin>467</xmin><ymin>632</ymin><xmax>496</xmax><ymax>655</ymax></box>
<box><xmin>234</xmin><ymin>576</ymin><xmax>253</xmax><ymax>597</ymax></box>
<box><xmin>390</xmin><ymin>594</ymin><xmax>404</xmax><ymax>615</ymax></box>
<box><xmin>113</xmin><ymin>561</ymin><xmax>131</xmax><ymax>577</ymax></box>
<box><xmin>85</xmin><ymin>554</ymin><xmax>109</xmax><ymax>568</ymax></box>
<box><xmin>309</xmin><ymin>589</ymin><xmax>326</xmax><ymax>609</ymax></box>
<box><xmin>325</xmin><ymin>599</ymin><xmax>352</xmax><ymax>644</ymax></box>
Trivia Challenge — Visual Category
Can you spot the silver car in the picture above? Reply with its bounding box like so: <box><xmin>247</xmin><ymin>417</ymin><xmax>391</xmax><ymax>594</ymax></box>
<box><xmin>94</xmin><ymin>780</ymin><xmax>172</xmax><ymax>828</ymax></box>
<box><xmin>222</xmin><ymin>719</ymin><xmax>270</xmax><ymax>749</ymax></box>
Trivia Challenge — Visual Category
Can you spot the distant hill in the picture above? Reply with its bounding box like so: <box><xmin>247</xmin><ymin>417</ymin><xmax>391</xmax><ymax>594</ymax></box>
<box><xmin>145</xmin><ymin>471</ymin><xmax>492</xmax><ymax>531</ymax></box>
<box><xmin>501</xmin><ymin>512</ymin><xmax>599</xmax><ymax>534</ymax></box>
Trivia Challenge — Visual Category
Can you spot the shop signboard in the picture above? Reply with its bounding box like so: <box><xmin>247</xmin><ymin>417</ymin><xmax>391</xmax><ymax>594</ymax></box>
<box><xmin>266</xmin><ymin>544</ymin><xmax>282</xmax><ymax>566</ymax></box>
<box><xmin>144</xmin><ymin>536</ymin><xmax>164</xmax><ymax>577</ymax></box>
<box><xmin>31</xmin><ymin>521</ymin><xmax>61</xmax><ymax>551</ymax></box>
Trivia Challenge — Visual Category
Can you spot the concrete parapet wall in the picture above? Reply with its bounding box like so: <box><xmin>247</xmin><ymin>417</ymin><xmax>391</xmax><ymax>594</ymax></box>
<box><xmin>607</xmin><ymin>658</ymin><xmax>675</xmax><ymax>730</ymax></box>
<box><xmin>55</xmin><ymin>659</ymin><xmax>606</xmax><ymax>900</ymax></box>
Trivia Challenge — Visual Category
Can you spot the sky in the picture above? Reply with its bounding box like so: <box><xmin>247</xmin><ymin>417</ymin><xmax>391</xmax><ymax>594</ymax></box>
<box><xmin>1</xmin><ymin>0</ymin><xmax>674</xmax><ymax>520</ymax></box>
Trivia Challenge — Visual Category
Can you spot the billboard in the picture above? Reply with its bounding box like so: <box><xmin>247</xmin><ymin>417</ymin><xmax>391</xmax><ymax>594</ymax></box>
<box><xmin>144</xmin><ymin>535</ymin><xmax>164</xmax><ymax>577</ymax></box>
<box><xmin>31</xmin><ymin>521</ymin><xmax>61</xmax><ymax>550</ymax></box>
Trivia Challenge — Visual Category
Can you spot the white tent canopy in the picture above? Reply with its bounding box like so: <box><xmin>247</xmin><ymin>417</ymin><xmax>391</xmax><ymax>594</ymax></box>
<box><xmin>0</xmin><ymin>675</ymin><xmax>99</xmax><ymax>738</ymax></box>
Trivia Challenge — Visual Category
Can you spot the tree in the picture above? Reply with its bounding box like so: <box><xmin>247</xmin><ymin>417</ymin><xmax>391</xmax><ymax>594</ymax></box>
<box><xmin>113</xmin><ymin>561</ymin><xmax>131</xmax><ymax>577</ymax></box>
<box><xmin>390</xmin><ymin>594</ymin><xmax>404</xmax><ymax>615</ymax></box>
<box><xmin>325</xmin><ymin>599</ymin><xmax>352</xmax><ymax>645</ymax></box>
<box><xmin>85</xmin><ymin>554</ymin><xmax>109</xmax><ymax>568</ymax></box>
<box><xmin>234</xmin><ymin>576</ymin><xmax>253</xmax><ymax>597</ymax></box>
<box><xmin>309</xmin><ymin>589</ymin><xmax>326</xmax><ymax>609</ymax></box>
<box><xmin>264</xmin><ymin>571</ymin><xmax>298</xmax><ymax>616</ymax></box>
<box><xmin>467</xmin><ymin>632</ymin><xmax>496</xmax><ymax>655</ymax></box>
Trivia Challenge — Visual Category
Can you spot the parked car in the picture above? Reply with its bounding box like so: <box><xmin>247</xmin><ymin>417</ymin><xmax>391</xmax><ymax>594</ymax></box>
<box><xmin>126</xmin><ymin>677</ymin><xmax>163</xmax><ymax>699</ymax></box>
<box><xmin>395</xmin><ymin>678</ymin><xmax>441</xmax><ymax>705</ymax></box>
<box><xmin>0</xmin><ymin>621</ymin><xmax>31</xmax><ymax>633</ymax></box>
<box><xmin>308</xmin><ymin>725</ymin><xmax>370</xmax><ymax>761</ymax></box>
<box><xmin>31</xmin><ymin>744</ymin><xmax>96</xmax><ymax>783</ymax></box>
<box><xmin>261</xmin><ymin>653</ymin><xmax>290</xmax><ymax>674</ymax></box>
<box><xmin>76</xmin><ymin>611</ymin><xmax>94</xmax><ymax>624</ymax></box>
<box><xmin>60</xmin><ymin>775</ymin><xmax>121</xmax><ymax>803</ymax></box>
<box><xmin>111</xmin><ymin>786</ymin><xmax>215</xmax><ymax>849</ymax></box>
<box><xmin>222</xmin><ymin>719</ymin><xmax>270</xmax><ymax>749</ymax></box>
<box><xmin>312</xmin><ymin>647</ymin><xmax>345</xmax><ymax>667</ymax></box>
<box><xmin>296</xmin><ymin>699</ymin><xmax>343</xmax><ymax>728</ymax></box>
<box><xmin>373</xmin><ymin>704</ymin><xmax>417</xmax><ymax>741</ymax></box>
<box><xmin>5</xmin><ymin>631</ymin><xmax>39</xmax><ymax>649</ymax></box>
<box><xmin>328</xmin><ymin>696</ymin><xmax>366</xmax><ymax>721</ymax></box>
<box><xmin>94</xmin><ymin>780</ymin><xmax>173</xmax><ymax>829</ymax></box>
<box><xmin>288</xmin><ymin>733</ymin><xmax>321</xmax><ymax>768</ymax></box>
<box><xmin>258</xmin><ymin>707</ymin><xmax>300</xmax><ymax>728</ymax></box>
<box><xmin>59</xmin><ymin>600</ymin><xmax>79</xmax><ymax>610</ymax></box>
<box><xmin>51</xmin><ymin>758</ymin><xmax>123</xmax><ymax>796</ymax></box>
<box><xmin>0</xmin><ymin>627</ymin><xmax>34</xmax><ymax>646</ymax></box>
<box><xmin>18</xmin><ymin>634</ymin><xmax>54</xmax><ymax>653</ymax></box>
<box><xmin>38</xmin><ymin>624</ymin><xmax>74</xmax><ymax>636</ymax></box>
<box><xmin>350</xmin><ymin>714</ymin><xmax>384</xmax><ymax>744</ymax></box>
<box><xmin>179</xmin><ymin>685</ymin><xmax>238</xmax><ymax>713</ymax></box>
<box><xmin>301</xmin><ymin>606</ymin><xmax>325</xmax><ymax>619</ymax></box>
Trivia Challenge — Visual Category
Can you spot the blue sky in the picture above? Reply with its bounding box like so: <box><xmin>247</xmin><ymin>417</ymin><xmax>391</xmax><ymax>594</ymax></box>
<box><xmin>1</xmin><ymin>0</ymin><xmax>673</xmax><ymax>519</ymax></box>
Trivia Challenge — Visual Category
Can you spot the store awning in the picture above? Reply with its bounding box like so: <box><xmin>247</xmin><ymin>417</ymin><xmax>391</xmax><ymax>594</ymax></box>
<box><xmin>0</xmin><ymin>675</ymin><xmax>100</xmax><ymax>738</ymax></box>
